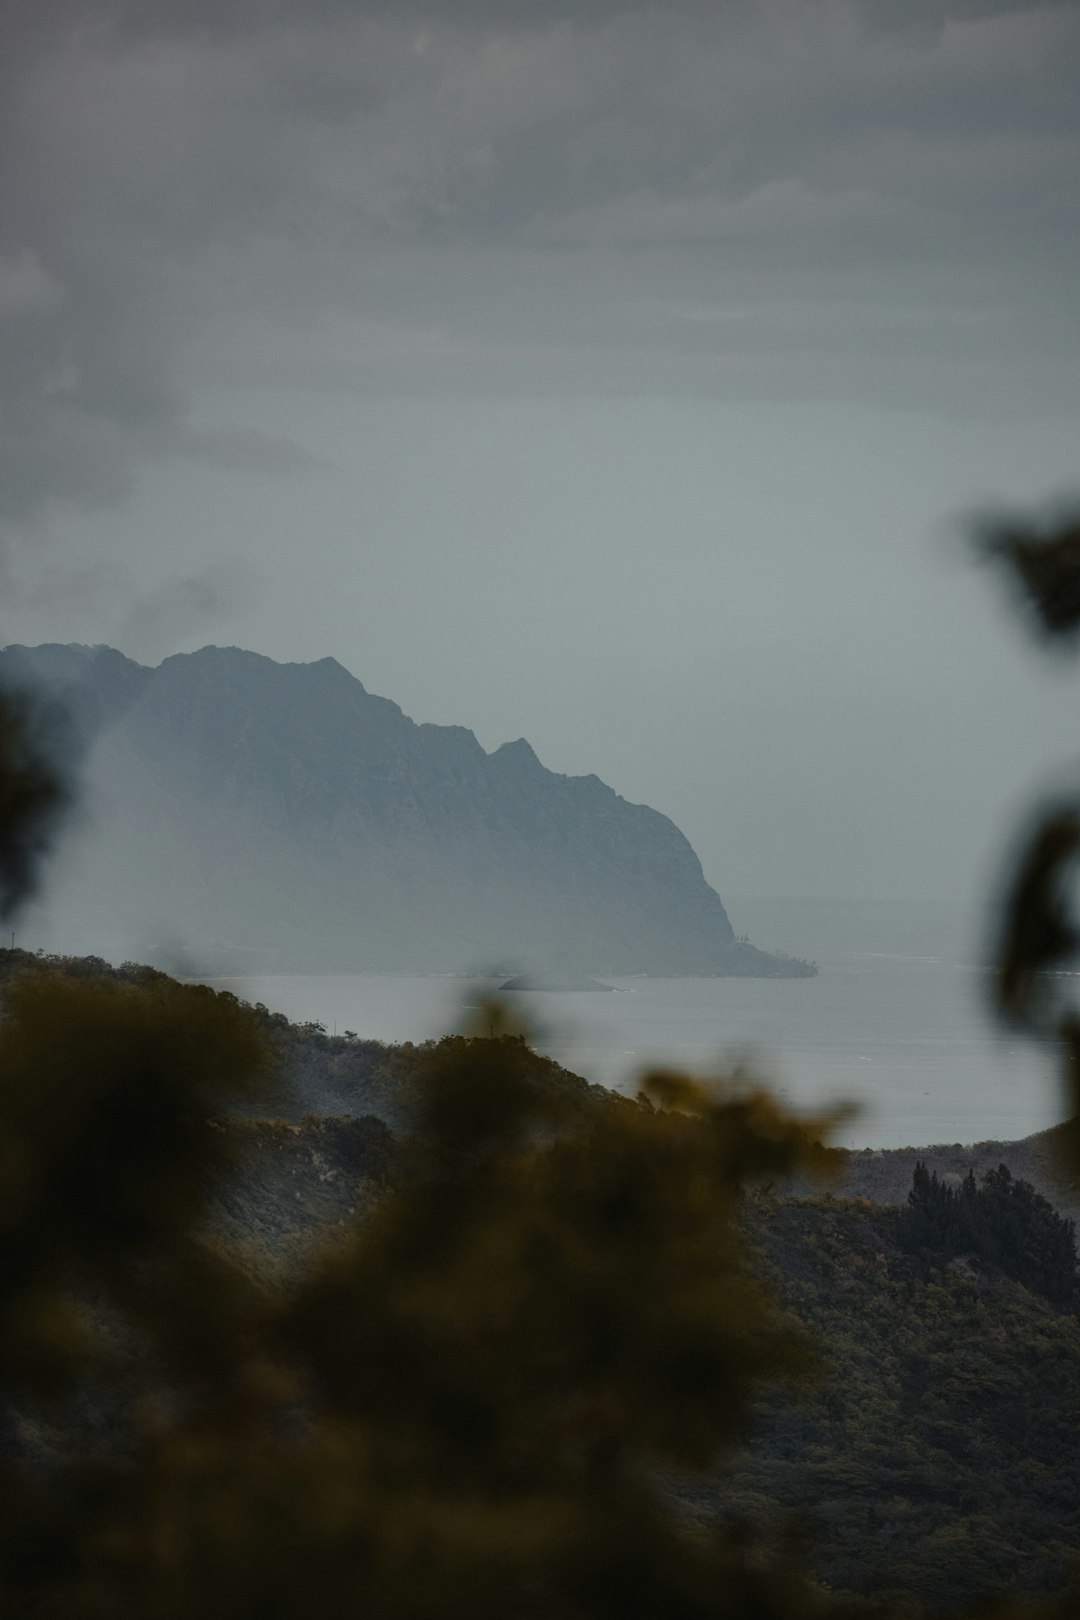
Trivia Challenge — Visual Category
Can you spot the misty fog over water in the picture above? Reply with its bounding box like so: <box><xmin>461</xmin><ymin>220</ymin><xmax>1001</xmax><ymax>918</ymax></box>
<box><xmin>207</xmin><ymin>895</ymin><xmax>1057</xmax><ymax>1150</ymax></box>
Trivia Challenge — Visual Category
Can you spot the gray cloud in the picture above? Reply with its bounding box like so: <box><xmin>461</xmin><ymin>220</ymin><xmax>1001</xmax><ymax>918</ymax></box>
<box><xmin>167</xmin><ymin>424</ymin><xmax>324</xmax><ymax>473</ymax></box>
<box><xmin>1</xmin><ymin>0</ymin><xmax>1078</xmax><ymax>556</ymax></box>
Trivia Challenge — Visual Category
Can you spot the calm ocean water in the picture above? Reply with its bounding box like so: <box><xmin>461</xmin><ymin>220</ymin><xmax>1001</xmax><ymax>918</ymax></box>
<box><xmin>207</xmin><ymin>896</ymin><xmax>1063</xmax><ymax>1150</ymax></box>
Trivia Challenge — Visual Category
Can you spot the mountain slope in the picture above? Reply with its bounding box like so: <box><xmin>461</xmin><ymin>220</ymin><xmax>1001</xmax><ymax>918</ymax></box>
<box><xmin>0</xmin><ymin>643</ymin><xmax>810</xmax><ymax>976</ymax></box>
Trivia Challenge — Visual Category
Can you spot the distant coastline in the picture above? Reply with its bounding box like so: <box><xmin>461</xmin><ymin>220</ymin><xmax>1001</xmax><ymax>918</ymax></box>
<box><xmin>1</xmin><ymin>945</ymin><xmax>1062</xmax><ymax>1177</ymax></box>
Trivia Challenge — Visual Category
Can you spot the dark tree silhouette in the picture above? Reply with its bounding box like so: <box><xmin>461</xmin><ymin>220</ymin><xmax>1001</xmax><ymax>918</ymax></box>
<box><xmin>900</xmin><ymin>1160</ymin><xmax>1078</xmax><ymax>1307</ymax></box>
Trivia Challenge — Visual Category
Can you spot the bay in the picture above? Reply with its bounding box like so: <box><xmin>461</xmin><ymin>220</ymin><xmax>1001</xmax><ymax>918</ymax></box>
<box><xmin>206</xmin><ymin>895</ymin><xmax>1062</xmax><ymax>1150</ymax></box>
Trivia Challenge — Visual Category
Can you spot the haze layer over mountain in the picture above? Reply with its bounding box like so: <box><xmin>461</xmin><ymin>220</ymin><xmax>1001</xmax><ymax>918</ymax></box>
<box><xmin>0</xmin><ymin>644</ymin><xmax>802</xmax><ymax>977</ymax></box>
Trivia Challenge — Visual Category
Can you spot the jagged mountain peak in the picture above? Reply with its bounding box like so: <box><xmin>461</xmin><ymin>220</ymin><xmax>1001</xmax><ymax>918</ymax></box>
<box><xmin>491</xmin><ymin>737</ymin><xmax>545</xmax><ymax>770</ymax></box>
<box><xmin>0</xmin><ymin>643</ymin><xmax>806</xmax><ymax>980</ymax></box>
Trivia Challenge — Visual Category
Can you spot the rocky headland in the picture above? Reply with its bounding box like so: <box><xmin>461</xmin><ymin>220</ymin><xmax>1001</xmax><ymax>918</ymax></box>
<box><xmin>0</xmin><ymin>643</ymin><xmax>814</xmax><ymax>979</ymax></box>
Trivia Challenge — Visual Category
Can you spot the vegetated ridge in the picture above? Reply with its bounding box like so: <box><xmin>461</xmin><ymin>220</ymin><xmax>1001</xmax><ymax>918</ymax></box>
<box><xmin>0</xmin><ymin>643</ymin><xmax>813</xmax><ymax>979</ymax></box>
<box><xmin>3</xmin><ymin>947</ymin><xmax>1078</xmax><ymax>1614</ymax></box>
<box><xmin>189</xmin><ymin>983</ymin><xmax>1080</xmax><ymax>1616</ymax></box>
<box><xmin>242</xmin><ymin>1014</ymin><xmax>1080</xmax><ymax>1613</ymax></box>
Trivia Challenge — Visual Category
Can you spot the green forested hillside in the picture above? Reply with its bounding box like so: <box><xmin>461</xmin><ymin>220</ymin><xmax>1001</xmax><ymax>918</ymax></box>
<box><xmin>692</xmin><ymin>1196</ymin><xmax>1080</xmax><ymax>1613</ymax></box>
<box><xmin>209</xmin><ymin>1063</ymin><xmax>1080</xmax><ymax>1609</ymax></box>
<box><xmin>208</xmin><ymin>1114</ymin><xmax>1080</xmax><ymax>1613</ymax></box>
<box><xmin>2</xmin><ymin>949</ymin><xmax>1078</xmax><ymax>1616</ymax></box>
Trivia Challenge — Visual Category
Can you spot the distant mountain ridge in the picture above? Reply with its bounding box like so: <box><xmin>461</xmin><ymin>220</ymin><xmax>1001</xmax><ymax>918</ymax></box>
<box><xmin>0</xmin><ymin>643</ymin><xmax>811</xmax><ymax>977</ymax></box>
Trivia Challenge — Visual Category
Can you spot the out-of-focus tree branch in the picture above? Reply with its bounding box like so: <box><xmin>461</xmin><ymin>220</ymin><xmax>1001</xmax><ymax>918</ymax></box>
<box><xmin>0</xmin><ymin>692</ymin><xmax>69</xmax><ymax>922</ymax></box>
<box><xmin>975</xmin><ymin>500</ymin><xmax>1080</xmax><ymax>1173</ymax></box>
<box><xmin>974</xmin><ymin>506</ymin><xmax>1080</xmax><ymax>642</ymax></box>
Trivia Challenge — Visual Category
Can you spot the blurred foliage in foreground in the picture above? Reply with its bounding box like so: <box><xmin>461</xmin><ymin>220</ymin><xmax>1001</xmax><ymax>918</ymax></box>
<box><xmin>978</xmin><ymin>502</ymin><xmax>1080</xmax><ymax>1175</ymax></box>
<box><xmin>1</xmin><ymin>958</ymin><xmax>1078</xmax><ymax>1619</ymax></box>
<box><xmin>0</xmin><ymin>688</ymin><xmax>68</xmax><ymax>920</ymax></box>
<box><xmin>0</xmin><ymin>951</ymin><xmax>846</xmax><ymax>1619</ymax></box>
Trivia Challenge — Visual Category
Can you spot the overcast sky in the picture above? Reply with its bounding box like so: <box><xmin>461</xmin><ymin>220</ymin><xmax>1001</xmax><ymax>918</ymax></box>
<box><xmin>2</xmin><ymin>0</ymin><xmax>1079</xmax><ymax>910</ymax></box>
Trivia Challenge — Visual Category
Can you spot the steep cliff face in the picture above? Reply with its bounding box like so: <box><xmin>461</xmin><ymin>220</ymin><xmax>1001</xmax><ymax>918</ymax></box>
<box><xmin>0</xmin><ymin>643</ymin><xmax>802</xmax><ymax>976</ymax></box>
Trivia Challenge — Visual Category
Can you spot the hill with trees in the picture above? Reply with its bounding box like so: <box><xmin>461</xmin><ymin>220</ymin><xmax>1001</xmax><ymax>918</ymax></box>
<box><xmin>1</xmin><ymin>946</ymin><xmax>1076</xmax><ymax>1616</ymax></box>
